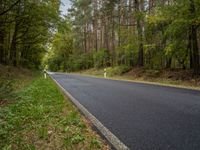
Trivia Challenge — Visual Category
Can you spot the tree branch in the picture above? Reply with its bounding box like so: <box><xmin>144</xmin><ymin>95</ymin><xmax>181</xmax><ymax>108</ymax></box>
<box><xmin>0</xmin><ymin>0</ymin><xmax>21</xmax><ymax>16</ymax></box>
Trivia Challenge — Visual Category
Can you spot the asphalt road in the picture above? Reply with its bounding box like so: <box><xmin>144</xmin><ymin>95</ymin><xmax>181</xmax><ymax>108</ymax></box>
<box><xmin>50</xmin><ymin>73</ymin><xmax>200</xmax><ymax>150</ymax></box>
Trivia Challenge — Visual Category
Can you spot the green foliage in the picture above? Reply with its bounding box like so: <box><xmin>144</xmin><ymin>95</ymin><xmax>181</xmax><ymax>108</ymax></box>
<box><xmin>107</xmin><ymin>65</ymin><xmax>131</xmax><ymax>77</ymax></box>
<box><xmin>93</xmin><ymin>49</ymin><xmax>110</xmax><ymax>68</ymax></box>
<box><xmin>71</xmin><ymin>134</ymin><xmax>85</xmax><ymax>144</ymax></box>
<box><xmin>0</xmin><ymin>0</ymin><xmax>60</xmax><ymax>69</ymax></box>
<box><xmin>45</xmin><ymin>0</ymin><xmax>200</xmax><ymax>75</ymax></box>
<box><xmin>90</xmin><ymin>138</ymin><xmax>102</xmax><ymax>149</ymax></box>
<box><xmin>0</xmin><ymin>76</ymin><xmax>104</xmax><ymax>149</ymax></box>
<box><xmin>44</xmin><ymin>20</ymin><xmax>74</xmax><ymax>72</ymax></box>
<box><xmin>37</xmin><ymin>127</ymin><xmax>48</xmax><ymax>140</ymax></box>
<box><xmin>116</xmin><ymin>42</ymin><xmax>138</xmax><ymax>67</ymax></box>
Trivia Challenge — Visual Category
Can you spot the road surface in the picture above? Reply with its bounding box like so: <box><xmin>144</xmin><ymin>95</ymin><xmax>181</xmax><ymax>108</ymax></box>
<box><xmin>50</xmin><ymin>73</ymin><xmax>200</xmax><ymax>150</ymax></box>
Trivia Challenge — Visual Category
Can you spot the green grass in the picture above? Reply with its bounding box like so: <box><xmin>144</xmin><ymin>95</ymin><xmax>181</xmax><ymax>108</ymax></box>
<box><xmin>0</xmin><ymin>76</ymin><xmax>109</xmax><ymax>150</ymax></box>
<box><xmin>0</xmin><ymin>65</ymin><xmax>38</xmax><ymax>103</ymax></box>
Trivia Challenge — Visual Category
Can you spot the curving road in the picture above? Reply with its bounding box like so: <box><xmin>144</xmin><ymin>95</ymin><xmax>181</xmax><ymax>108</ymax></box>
<box><xmin>50</xmin><ymin>73</ymin><xmax>200</xmax><ymax>150</ymax></box>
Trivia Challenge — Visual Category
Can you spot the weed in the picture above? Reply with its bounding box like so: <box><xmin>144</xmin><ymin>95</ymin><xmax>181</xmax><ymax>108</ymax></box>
<box><xmin>37</xmin><ymin>127</ymin><xmax>48</xmax><ymax>140</ymax></box>
<box><xmin>90</xmin><ymin>138</ymin><xmax>102</xmax><ymax>149</ymax></box>
<box><xmin>71</xmin><ymin>134</ymin><xmax>85</xmax><ymax>144</ymax></box>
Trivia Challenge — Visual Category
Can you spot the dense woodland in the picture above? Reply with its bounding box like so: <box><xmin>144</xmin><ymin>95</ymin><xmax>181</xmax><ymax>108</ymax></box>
<box><xmin>1</xmin><ymin>0</ymin><xmax>200</xmax><ymax>75</ymax></box>
<box><xmin>47</xmin><ymin>0</ymin><xmax>200</xmax><ymax>75</ymax></box>
<box><xmin>0</xmin><ymin>0</ymin><xmax>60</xmax><ymax>68</ymax></box>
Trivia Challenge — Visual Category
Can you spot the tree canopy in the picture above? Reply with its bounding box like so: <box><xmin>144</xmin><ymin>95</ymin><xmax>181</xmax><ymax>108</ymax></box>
<box><xmin>1</xmin><ymin>0</ymin><xmax>200</xmax><ymax>75</ymax></box>
<box><xmin>46</xmin><ymin>0</ymin><xmax>200</xmax><ymax>75</ymax></box>
<box><xmin>0</xmin><ymin>0</ymin><xmax>60</xmax><ymax>68</ymax></box>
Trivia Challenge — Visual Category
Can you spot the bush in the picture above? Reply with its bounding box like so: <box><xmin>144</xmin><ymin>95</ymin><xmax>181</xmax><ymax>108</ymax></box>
<box><xmin>107</xmin><ymin>65</ymin><xmax>131</xmax><ymax>76</ymax></box>
<box><xmin>93</xmin><ymin>49</ymin><xmax>110</xmax><ymax>68</ymax></box>
<box><xmin>66</xmin><ymin>53</ymin><xmax>93</xmax><ymax>71</ymax></box>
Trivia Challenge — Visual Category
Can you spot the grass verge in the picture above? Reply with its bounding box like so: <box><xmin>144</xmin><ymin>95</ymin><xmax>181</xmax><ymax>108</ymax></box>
<box><xmin>0</xmin><ymin>65</ymin><xmax>37</xmax><ymax>106</ymax></box>
<box><xmin>75</xmin><ymin>67</ymin><xmax>200</xmax><ymax>90</ymax></box>
<box><xmin>0</xmin><ymin>73</ymin><xmax>110</xmax><ymax>149</ymax></box>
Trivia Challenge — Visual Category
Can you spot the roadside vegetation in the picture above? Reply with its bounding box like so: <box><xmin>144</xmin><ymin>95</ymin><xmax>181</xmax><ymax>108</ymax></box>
<box><xmin>1</xmin><ymin>1</ymin><xmax>199</xmax><ymax>88</ymax></box>
<box><xmin>1</xmin><ymin>1</ymin><xmax>199</xmax><ymax>149</ymax></box>
<box><xmin>76</xmin><ymin>67</ymin><xmax>200</xmax><ymax>90</ymax></box>
<box><xmin>0</xmin><ymin>65</ymin><xmax>37</xmax><ymax>106</ymax></box>
<box><xmin>0</xmin><ymin>1</ymin><xmax>59</xmax><ymax>69</ymax></box>
<box><xmin>0</xmin><ymin>66</ymin><xmax>110</xmax><ymax>150</ymax></box>
<box><xmin>45</xmin><ymin>0</ymin><xmax>200</xmax><ymax>83</ymax></box>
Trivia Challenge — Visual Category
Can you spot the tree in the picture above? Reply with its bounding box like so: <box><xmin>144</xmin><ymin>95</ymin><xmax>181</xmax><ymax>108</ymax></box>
<box><xmin>46</xmin><ymin>0</ymin><xmax>200</xmax><ymax>76</ymax></box>
<box><xmin>0</xmin><ymin>0</ymin><xmax>60</xmax><ymax>68</ymax></box>
<box><xmin>46</xmin><ymin>19</ymin><xmax>73</xmax><ymax>71</ymax></box>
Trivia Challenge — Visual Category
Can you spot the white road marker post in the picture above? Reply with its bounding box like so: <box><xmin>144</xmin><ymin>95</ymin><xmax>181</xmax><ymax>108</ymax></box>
<box><xmin>44</xmin><ymin>69</ymin><xmax>47</xmax><ymax>79</ymax></box>
<box><xmin>104</xmin><ymin>68</ymin><xmax>107</xmax><ymax>78</ymax></box>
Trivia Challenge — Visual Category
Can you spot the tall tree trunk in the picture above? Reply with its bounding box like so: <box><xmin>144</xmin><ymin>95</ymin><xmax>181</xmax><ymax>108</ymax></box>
<box><xmin>10</xmin><ymin>23</ymin><xmax>18</xmax><ymax>66</ymax></box>
<box><xmin>191</xmin><ymin>26</ymin><xmax>199</xmax><ymax>75</ymax></box>
<box><xmin>93</xmin><ymin>0</ymin><xmax>98</xmax><ymax>52</ymax></box>
<box><xmin>83</xmin><ymin>25</ymin><xmax>87</xmax><ymax>53</ymax></box>
<box><xmin>188</xmin><ymin>30</ymin><xmax>193</xmax><ymax>69</ymax></box>
<box><xmin>118</xmin><ymin>1</ymin><xmax>121</xmax><ymax>47</ymax></box>
<box><xmin>189</xmin><ymin>0</ymin><xmax>200</xmax><ymax>75</ymax></box>
<box><xmin>0</xmin><ymin>30</ymin><xmax>4</xmax><ymax>64</ymax></box>
<box><xmin>135</xmin><ymin>0</ymin><xmax>144</xmax><ymax>67</ymax></box>
<box><xmin>190</xmin><ymin>49</ymin><xmax>193</xmax><ymax>69</ymax></box>
<box><xmin>111</xmin><ymin>13</ymin><xmax>115</xmax><ymax>66</ymax></box>
<box><xmin>166</xmin><ymin>57</ymin><xmax>172</xmax><ymax>69</ymax></box>
<box><xmin>104</xmin><ymin>17</ymin><xmax>109</xmax><ymax>50</ymax></box>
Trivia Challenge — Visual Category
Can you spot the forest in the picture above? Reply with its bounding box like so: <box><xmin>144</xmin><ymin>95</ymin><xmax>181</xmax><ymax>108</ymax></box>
<box><xmin>46</xmin><ymin>0</ymin><xmax>200</xmax><ymax>76</ymax></box>
<box><xmin>1</xmin><ymin>0</ymin><xmax>200</xmax><ymax>75</ymax></box>
<box><xmin>1</xmin><ymin>1</ymin><xmax>200</xmax><ymax>149</ymax></box>
<box><xmin>0</xmin><ymin>2</ymin><xmax>109</xmax><ymax>149</ymax></box>
<box><xmin>0</xmin><ymin>0</ymin><xmax>60</xmax><ymax>68</ymax></box>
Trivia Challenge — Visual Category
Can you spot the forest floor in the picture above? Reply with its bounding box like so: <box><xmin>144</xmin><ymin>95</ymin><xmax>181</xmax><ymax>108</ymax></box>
<box><xmin>0</xmin><ymin>65</ymin><xmax>110</xmax><ymax>150</ymax></box>
<box><xmin>75</xmin><ymin>67</ymin><xmax>200</xmax><ymax>90</ymax></box>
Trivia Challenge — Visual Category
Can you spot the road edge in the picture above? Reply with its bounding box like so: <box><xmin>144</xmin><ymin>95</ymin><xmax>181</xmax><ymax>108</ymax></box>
<box><xmin>48</xmin><ymin>73</ymin><xmax>130</xmax><ymax>150</ymax></box>
<box><xmin>70</xmin><ymin>73</ymin><xmax>200</xmax><ymax>91</ymax></box>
